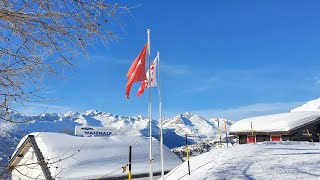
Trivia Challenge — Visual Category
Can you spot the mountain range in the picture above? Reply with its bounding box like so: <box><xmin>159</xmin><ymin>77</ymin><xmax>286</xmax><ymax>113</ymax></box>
<box><xmin>0</xmin><ymin>110</ymin><xmax>233</xmax><ymax>167</ymax></box>
<box><xmin>3</xmin><ymin>97</ymin><xmax>318</xmax><ymax>171</ymax></box>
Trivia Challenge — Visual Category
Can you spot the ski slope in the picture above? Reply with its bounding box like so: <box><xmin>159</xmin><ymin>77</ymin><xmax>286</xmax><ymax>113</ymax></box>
<box><xmin>165</xmin><ymin>141</ymin><xmax>320</xmax><ymax>180</ymax></box>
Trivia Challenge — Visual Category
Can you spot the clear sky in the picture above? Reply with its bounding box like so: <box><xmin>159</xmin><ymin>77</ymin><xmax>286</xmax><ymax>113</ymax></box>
<box><xmin>20</xmin><ymin>0</ymin><xmax>320</xmax><ymax>121</ymax></box>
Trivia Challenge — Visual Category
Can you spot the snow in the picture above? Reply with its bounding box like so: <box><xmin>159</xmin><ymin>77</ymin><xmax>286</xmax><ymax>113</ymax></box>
<box><xmin>165</xmin><ymin>141</ymin><xmax>320</xmax><ymax>180</ymax></box>
<box><xmin>1</xmin><ymin>110</ymin><xmax>233</xmax><ymax>146</ymax></box>
<box><xmin>2</xmin><ymin>110</ymin><xmax>233</xmax><ymax>173</ymax></box>
<box><xmin>291</xmin><ymin>98</ymin><xmax>320</xmax><ymax>112</ymax></box>
<box><xmin>13</xmin><ymin>132</ymin><xmax>181</xmax><ymax>179</ymax></box>
<box><xmin>229</xmin><ymin>111</ymin><xmax>320</xmax><ymax>133</ymax></box>
<box><xmin>162</xmin><ymin>112</ymin><xmax>233</xmax><ymax>140</ymax></box>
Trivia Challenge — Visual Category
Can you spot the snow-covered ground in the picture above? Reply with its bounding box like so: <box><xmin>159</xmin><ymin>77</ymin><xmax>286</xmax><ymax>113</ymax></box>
<box><xmin>165</xmin><ymin>141</ymin><xmax>320</xmax><ymax>180</ymax></box>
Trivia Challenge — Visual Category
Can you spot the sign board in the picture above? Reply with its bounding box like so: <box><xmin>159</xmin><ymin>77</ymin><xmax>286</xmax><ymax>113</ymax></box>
<box><xmin>75</xmin><ymin>126</ymin><xmax>112</xmax><ymax>137</ymax></box>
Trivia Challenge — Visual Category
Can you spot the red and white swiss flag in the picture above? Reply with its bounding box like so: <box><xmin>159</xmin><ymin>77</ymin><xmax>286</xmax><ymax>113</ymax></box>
<box><xmin>137</xmin><ymin>55</ymin><xmax>158</xmax><ymax>96</ymax></box>
<box><xmin>125</xmin><ymin>43</ymin><xmax>148</xmax><ymax>99</ymax></box>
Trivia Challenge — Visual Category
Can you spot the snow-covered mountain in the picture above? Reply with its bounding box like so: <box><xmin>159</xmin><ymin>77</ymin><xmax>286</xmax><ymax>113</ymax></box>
<box><xmin>162</xmin><ymin>112</ymin><xmax>233</xmax><ymax>141</ymax></box>
<box><xmin>0</xmin><ymin>110</ymin><xmax>233</xmax><ymax>168</ymax></box>
<box><xmin>3</xmin><ymin>110</ymin><xmax>159</xmax><ymax>137</ymax></box>
<box><xmin>2</xmin><ymin>110</ymin><xmax>233</xmax><ymax>143</ymax></box>
<box><xmin>290</xmin><ymin>98</ymin><xmax>320</xmax><ymax>112</ymax></box>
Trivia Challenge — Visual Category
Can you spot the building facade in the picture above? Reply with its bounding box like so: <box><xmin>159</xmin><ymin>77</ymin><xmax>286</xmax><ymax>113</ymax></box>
<box><xmin>229</xmin><ymin>112</ymin><xmax>320</xmax><ymax>144</ymax></box>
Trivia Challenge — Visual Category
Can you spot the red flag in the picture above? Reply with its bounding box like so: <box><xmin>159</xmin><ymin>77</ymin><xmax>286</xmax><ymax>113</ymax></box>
<box><xmin>137</xmin><ymin>79</ymin><xmax>149</xmax><ymax>97</ymax></box>
<box><xmin>125</xmin><ymin>43</ymin><xmax>148</xmax><ymax>99</ymax></box>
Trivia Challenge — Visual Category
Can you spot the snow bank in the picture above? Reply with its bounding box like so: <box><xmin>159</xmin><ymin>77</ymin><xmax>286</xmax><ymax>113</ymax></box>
<box><xmin>14</xmin><ymin>132</ymin><xmax>181</xmax><ymax>179</ymax></box>
<box><xmin>229</xmin><ymin>111</ymin><xmax>320</xmax><ymax>133</ymax></box>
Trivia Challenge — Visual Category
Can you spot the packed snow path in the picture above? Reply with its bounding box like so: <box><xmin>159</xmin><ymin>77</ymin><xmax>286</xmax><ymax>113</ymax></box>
<box><xmin>165</xmin><ymin>142</ymin><xmax>320</xmax><ymax>180</ymax></box>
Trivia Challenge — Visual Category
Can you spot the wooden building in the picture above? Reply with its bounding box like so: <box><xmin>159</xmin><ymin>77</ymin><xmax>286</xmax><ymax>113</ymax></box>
<box><xmin>229</xmin><ymin>111</ymin><xmax>320</xmax><ymax>144</ymax></box>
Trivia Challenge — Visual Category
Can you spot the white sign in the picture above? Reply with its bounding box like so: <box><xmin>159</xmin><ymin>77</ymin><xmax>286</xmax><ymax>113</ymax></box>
<box><xmin>75</xmin><ymin>126</ymin><xmax>112</xmax><ymax>137</ymax></box>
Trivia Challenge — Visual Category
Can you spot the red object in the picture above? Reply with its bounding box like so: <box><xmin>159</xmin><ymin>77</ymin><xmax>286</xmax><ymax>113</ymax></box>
<box><xmin>125</xmin><ymin>43</ymin><xmax>148</xmax><ymax>99</ymax></box>
<box><xmin>137</xmin><ymin>57</ymin><xmax>157</xmax><ymax>97</ymax></box>
<box><xmin>247</xmin><ymin>136</ymin><xmax>256</xmax><ymax>144</ymax></box>
<box><xmin>137</xmin><ymin>80</ymin><xmax>148</xmax><ymax>96</ymax></box>
<box><xmin>271</xmin><ymin>136</ymin><xmax>281</xmax><ymax>141</ymax></box>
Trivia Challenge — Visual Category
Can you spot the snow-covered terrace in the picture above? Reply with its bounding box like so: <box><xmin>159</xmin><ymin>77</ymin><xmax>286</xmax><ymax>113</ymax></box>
<box><xmin>229</xmin><ymin>111</ymin><xmax>320</xmax><ymax>134</ymax></box>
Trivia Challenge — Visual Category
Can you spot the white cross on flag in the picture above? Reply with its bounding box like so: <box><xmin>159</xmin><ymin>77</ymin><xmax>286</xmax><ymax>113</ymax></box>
<box><xmin>125</xmin><ymin>43</ymin><xmax>148</xmax><ymax>99</ymax></box>
<box><xmin>137</xmin><ymin>55</ymin><xmax>158</xmax><ymax>96</ymax></box>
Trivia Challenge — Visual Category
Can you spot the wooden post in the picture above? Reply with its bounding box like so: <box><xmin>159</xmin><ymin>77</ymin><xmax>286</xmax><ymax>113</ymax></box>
<box><xmin>185</xmin><ymin>134</ymin><xmax>191</xmax><ymax>175</ymax></box>
<box><xmin>129</xmin><ymin>146</ymin><xmax>132</xmax><ymax>180</ymax></box>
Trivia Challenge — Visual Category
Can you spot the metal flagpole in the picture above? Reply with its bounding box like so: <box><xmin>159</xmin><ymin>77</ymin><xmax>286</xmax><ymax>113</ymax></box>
<box><xmin>251</xmin><ymin>121</ymin><xmax>253</xmax><ymax>136</ymax></box>
<box><xmin>157</xmin><ymin>51</ymin><xmax>164</xmax><ymax>179</ymax></box>
<box><xmin>147</xmin><ymin>29</ymin><xmax>153</xmax><ymax>180</ymax></box>
<box><xmin>218</xmin><ymin>120</ymin><xmax>221</xmax><ymax>146</ymax></box>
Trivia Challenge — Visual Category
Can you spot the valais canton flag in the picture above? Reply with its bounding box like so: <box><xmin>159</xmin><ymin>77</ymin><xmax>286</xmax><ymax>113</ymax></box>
<box><xmin>137</xmin><ymin>55</ymin><xmax>158</xmax><ymax>96</ymax></box>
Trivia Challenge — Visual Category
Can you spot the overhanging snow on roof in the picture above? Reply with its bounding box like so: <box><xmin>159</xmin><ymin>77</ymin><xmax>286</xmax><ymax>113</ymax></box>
<box><xmin>9</xmin><ymin>132</ymin><xmax>181</xmax><ymax>179</ymax></box>
<box><xmin>229</xmin><ymin>111</ymin><xmax>320</xmax><ymax>134</ymax></box>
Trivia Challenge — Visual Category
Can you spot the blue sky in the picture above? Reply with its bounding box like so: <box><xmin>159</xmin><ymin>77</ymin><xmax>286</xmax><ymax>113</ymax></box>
<box><xmin>20</xmin><ymin>0</ymin><xmax>320</xmax><ymax>120</ymax></box>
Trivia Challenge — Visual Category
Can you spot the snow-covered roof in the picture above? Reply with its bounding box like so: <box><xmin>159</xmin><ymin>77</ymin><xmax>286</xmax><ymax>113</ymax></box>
<box><xmin>290</xmin><ymin>98</ymin><xmax>320</xmax><ymax>112</ymax></box>
<box><xmin>229</xmin><ymin>111</ymin><xmax>320</xmax><ymax>133</ymax></box>
<box><xmin>12</xmin><ymin>132</ymin><xmax>181</xmax><ymax>179</ymax></box>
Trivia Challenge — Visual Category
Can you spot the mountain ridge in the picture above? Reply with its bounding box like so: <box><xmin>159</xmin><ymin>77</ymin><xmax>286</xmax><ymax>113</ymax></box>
<box><xmin>0</xmin><ymin>109</ymin><xmax>233</xmax><ymax>169</ymax></box>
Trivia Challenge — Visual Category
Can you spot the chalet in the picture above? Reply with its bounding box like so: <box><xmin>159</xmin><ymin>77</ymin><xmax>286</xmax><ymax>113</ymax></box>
<box><xmin>229</xmin><ymin>111</ymin><xmax>320</xmax><ymax>144</ymax></box>
<box><xmin>8</xmin><ymin>132</ymin><xmax>181</xmax><ymax>179</ymax></box>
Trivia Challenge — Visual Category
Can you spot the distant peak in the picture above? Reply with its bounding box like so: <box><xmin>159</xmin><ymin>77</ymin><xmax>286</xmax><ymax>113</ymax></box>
<box><xmin>175</xmin><ymin>114</ymin><xmax>183</xmax><ymax>119</ymax></box>
<box><xmin>84</xmin><ymin>109</ymin><xmax>99</xmax><ymax>115</ymax></box>
<box><xmin>184</xmin><ymin>112</ymin><xmax>192</xmax><ymax>116</ymax></box>
<box><xmin>64</xmin><ymin>111</ymin><xmax>77</xmax><ymax>116</ymax></box>
<box><xmin>40</xmin><ymin>112</ymin><xmax>59</xmax><ymax>117</ymax></box>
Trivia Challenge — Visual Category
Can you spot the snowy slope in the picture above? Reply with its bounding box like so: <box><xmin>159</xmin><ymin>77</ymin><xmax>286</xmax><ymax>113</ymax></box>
<box><xmin>162</xmin><ymin>112</ymin><xmax>232</xmax><ymax>140</ymax></box>
<box><xmin>230</xmin><ymin>111</ymin><xmax>320</xmax><ymax>133</ymax></box>
<box><xmin>163</xmin><ymin>113</ymin><xmax>216</xmax><ymax>138</ymax></box>
<box><xmin>12</xmin><ymin>132</ymin><xmax>181</xmax><ymax>179</ymax></box>
<box><xmin>165</xmin><ymin>141</ymin><xmax>320</xmax><ymax>180</ymax></box>
<box><xmin>290</xmin><ymin>98</ymin><xmax>320</xmax><ymax>112</ymax></box>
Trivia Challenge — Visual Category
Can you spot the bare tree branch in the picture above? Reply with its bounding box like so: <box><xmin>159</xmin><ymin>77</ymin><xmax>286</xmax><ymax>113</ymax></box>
<box><xmin>0</xmin><ymin>0</ymin><xmax>130</xmax><ymax>120</ymax></box>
